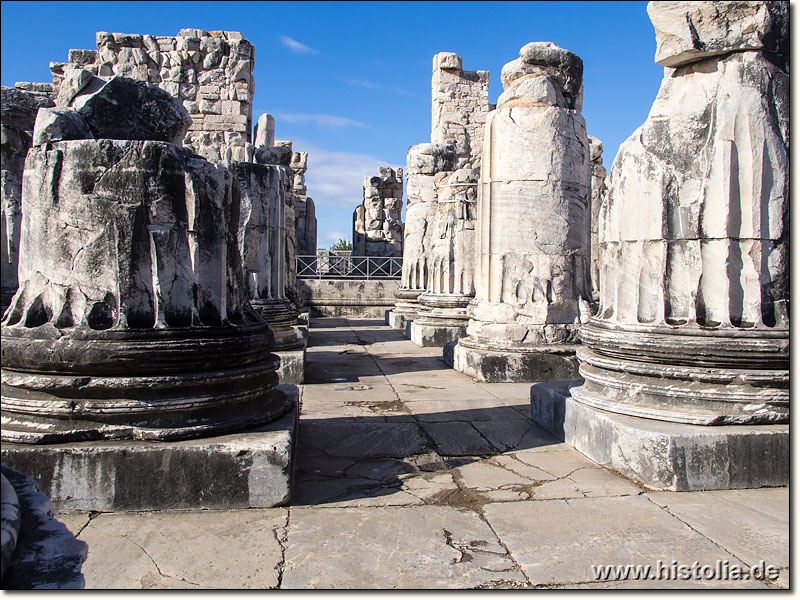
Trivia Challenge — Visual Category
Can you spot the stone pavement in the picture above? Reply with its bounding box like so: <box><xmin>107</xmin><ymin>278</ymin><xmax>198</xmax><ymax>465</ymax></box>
<box><xmin>54</xmin><ymin>318</ymin><xmax>788</xmax><ymax>589</ymax></box>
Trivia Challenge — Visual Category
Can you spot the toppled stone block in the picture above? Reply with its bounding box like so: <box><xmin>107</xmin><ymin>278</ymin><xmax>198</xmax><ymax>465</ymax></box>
<box><xmin>500</xmin><ymin>41</ymin><xmax>583</xmax><ymax>108</ymax></box>
<box><xmin>54</xmin><ymin>67</ymin><xmax>94</xmax><ymax>107</ymax></box>
<box><xmin>70</xmin><ymin>76</ymin><xmax>191</xmax><ymax>143</ymax></box>
<box><xmin>1</xmin><ymin>87</ymin><xmax>55</xmax><ymax>131</ymax></box>
<box><xmin>648</xmin><ymin>1</ymin><xmax>789</xmax><ymax>67</ymax></box>
<box><xmin>255</xmin><ymin>144</ymin><xmax>292</xmax><ymax>166</ymax></box>
<box><xmin>32</xmin><ymin>107</ymin><xmax>93</xmax><ymax>146</ymax></box>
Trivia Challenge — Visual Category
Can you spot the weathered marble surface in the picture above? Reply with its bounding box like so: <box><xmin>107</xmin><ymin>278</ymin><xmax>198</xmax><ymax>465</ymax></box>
<box><xmin>454</xmin><ymin>42</ymin><xmax>592</xmax><ymax>381</ymax></box>
<box><xmin>1</xmin><ymin>86</ymin><xmax>55</xmax><ymax>312</ymax></box>
<box><xmin>295</xmin><ymin>197</ymin><xmax>316</xmax><ymax>256</ymax></box>
<box><xmin>588</xmin><ymin>135</ymin><xmax>607</xmax><ymax>301</ymax></box>
<box><xmin>412</xmin><ymin>167</ymin><xmax>479</xmax><ymax>346</ymax></box>
<box><xmin>431</xmin><ymin>52</ymin><xmax>490</xmax><ymax>170</ymax></box>
<box><xmin>353</xmin><ymin>167</ymin><xmax>404</xmax><ymax>258</ymax></box>
<box><xmin>225</xmin><ymin>160</ymin><xmax>303</xmax><ymax>351</ymax></box>
<box><xmin>648</xmin><ymin>1</ymin><xmax>789</xmax><ymax>67</ymax></box>
<box><xmin>574</xmin><ymin>0</ymin><xmax>789</xmax><ymax>426</ymax></box>
<box><xmin>1</xmin><ymin>139</ymin><xmax>288</xmax><ymax>443</ymax></box>
<box><xmin>391</xmin><ymin>143</ymin><xmax>456</xmax><ymax>326</ymax></box>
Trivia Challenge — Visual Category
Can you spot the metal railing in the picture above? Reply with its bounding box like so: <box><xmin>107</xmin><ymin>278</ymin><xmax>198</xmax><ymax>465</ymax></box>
<box><xmin>297</xmin><ymin>254</ymin><xmax>402</xmax><ymax>280</ymax></box>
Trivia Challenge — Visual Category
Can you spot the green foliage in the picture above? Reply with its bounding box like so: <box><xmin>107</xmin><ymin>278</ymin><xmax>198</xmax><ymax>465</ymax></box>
<box><xmin>330</xmin><ymin>239</ymin><xmax>352</xmax><ymax>251</ymax></box>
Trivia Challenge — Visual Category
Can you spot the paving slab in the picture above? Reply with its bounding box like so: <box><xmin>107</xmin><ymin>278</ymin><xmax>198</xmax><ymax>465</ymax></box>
<box><xmin>403</xmin><ymin>397</ymin><xmax>527</xmax><ymax>422</ymax></box>
<box><xmin>301</xmin><ymin>381</ymin><xmax>401</xmax><ymax>406</ymax></box>
<box><xmin>298</xmin><ymin>421</ymin><xmax>431</xmax><ymax>458</ymax></box>
<box><xmin>472</xmin><ymin>420</ymin><xmax>559</xmax><ymax>453</ymax></box>
<box><xmin>282</xmin><ymin>505</ymin><xmax>528</xmax><ymax>589</ymax></box>
<box><xmin>76</xmin><ymin>510</ymin><xmax>287</xmax><ymax>589</ymax></box>
<box><xmin>419</xmin><ymin>421</ymin><xmax>498</xmax><ymax>456</ymax></box>
<box><xmin>483</xmin><ymin>495</ymin><xmax>760</xmax><ymax>588</ymax></box>
<box><xmin>646</xmin><ymin>488</ymin><xmax>789</xmax><ymax>580</ymax></box>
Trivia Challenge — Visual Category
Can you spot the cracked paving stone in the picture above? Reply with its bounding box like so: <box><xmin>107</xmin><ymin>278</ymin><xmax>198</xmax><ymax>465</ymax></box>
<box><xmin>282</xmin><ymin>506</ymin><xmax>527</xmax><ymax>589</ymax></box>
<box><xmin>645</xmin><ymin>488</ymin><xmax>788</xmax><ymax>574</ymax></box>
<box><xmin>457</xmin><ymin>459</ymin><xmax>538</xmax><ymax>492</ymax></box>
<box><xmin>471</xmin><ymin>420</ymin><xmax>560</xmax><ymax>453</ymax></box>
<box><xmin>75</xmin><ymin>510</ymin><xmax>287</xmax><ymax>589</ymax></box>
<box><xmin>403</xmin><ymin>398</ymin><xmax>527</xmax><ymax>422</ymax></box>
<box><xmin>298</xmin><ymin>421</ymin><xmax>430</xmax><ymax>458</ymax></box>
<box><xmin>512</xmin><ymin>446</ymin><xmax>602</xmax><ymax>477</ymax></box>
<box><xmin>483</xmin><ymin>496</ymin><xmax>760</xmax><ymax>588</ymax></box>
<box><xmin>419</xmin><ymin>421</ymin><xmax>498</xmax><ymax>456</ymax></box>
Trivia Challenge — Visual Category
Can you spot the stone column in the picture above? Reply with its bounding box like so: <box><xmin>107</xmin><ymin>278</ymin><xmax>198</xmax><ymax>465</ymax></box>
<box><xmin>225</xmin><ymin>161</ymin><xmax>302</xmax><ymax>348</ymax></box>
<box><xmin>276</xmin><ymin>140</ymin><xmax>301</xmax><ymax>309</ymax></box>
<box><xmin>453</xmin><ymin>42</ymin><xmax>593</xmax><ymax>382</ymax></box>
<box><xmin>295</xmin><ymin>197</ymin><xmax>316</xmax><ymax>256</ymax></box>
<box><xmin>390</xmin><ymin>50</ymin><xmax>488</xmax><ymax>334</ymax></box>
<box><xmin>588</xmin><ymin>135</ymin><xmax>607</xmax><ymax>302</ymax></box>
<box><xmin>532</xmin><ymin>1</ymin><xmax>789</xmax><ymax>491</ymax></box>
<box><xmin>1</xmin><ymin>138</ymin><xmax>290</xmax><ymax>442</ymax></box>
<box><xmin>411</xmin><ymin>167</ymin><xmax>479</xmax><ymax>347</ymax></box>
<box><xmin>253</xmin><ymin>140</ymin><xmax>302</xmax><ymax>335</ymax></box>
<box><xmin>388</xmin><ymin>143</ymin><xmax>456</xmax><ymax>330</ymax></box>
<box><xmin>1</xmin><ymin>86</ymin><xmax>55</xmax><ymax>313</ymax></box>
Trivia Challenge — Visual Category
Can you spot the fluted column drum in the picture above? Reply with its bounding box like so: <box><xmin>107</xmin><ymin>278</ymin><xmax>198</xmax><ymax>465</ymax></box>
<box><xmin>1</xmin><ymin>140</ymin><xmax>290</xmax><ymax>443</ymax></box>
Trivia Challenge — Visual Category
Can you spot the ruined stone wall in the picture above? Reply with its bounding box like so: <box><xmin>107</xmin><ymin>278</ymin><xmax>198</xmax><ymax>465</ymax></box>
<box><xmin>51</xmin><ymin>29</ymin><xmax>254</xmax><ymax>162</ymax></box>
<box><xmin>431</xmin><ymin>53</ymin><xmax>491</xmax><ymax>170</ymax></box>
<box><xmin>353</xmin><ymin>167</ymin><xmax>404</xmax><ymax>257</ymax></box>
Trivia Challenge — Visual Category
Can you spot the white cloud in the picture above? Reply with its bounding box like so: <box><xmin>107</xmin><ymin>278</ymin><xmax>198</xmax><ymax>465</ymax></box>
<box><xmin>318</xmin><ymin>230</ymin><xmax>350</xmax><ymax>249</ymax></box>
<box><xmin>338</xmin><ymin>76</ymin><xmax>379</xmax><ymax>90</ymax></box>
<box><xmin>336</xmin><ymin>75</ymin><xmax>422</xmax><ymax>100</ymax></box>
<box><xmin>279</xmin><ymin>35</ymin><xmax>318</xmax><ymax>55</ymax></box>
<box><xmin>299</xmin><ymin>143</ymin><xmax>400</xmax><ymax>210</ymax></box>
<box><xmin>274</xmin><ymin>112</ymin><xmax>366</xmax><ymax>130</ymax></box>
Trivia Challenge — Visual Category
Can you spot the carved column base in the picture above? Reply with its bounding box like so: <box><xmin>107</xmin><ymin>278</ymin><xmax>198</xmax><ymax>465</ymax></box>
<box><xmin>1</xmin><ymin>388</ymin><xmax>299</xmax><ymax>511</ymax></box>
<box><xmin>530</xmin><ymin>380</ymin><xmax>789</xmax><ymax>491</ymax></box>
<box><xmin>253</xmin><ymin>299</ymin><xmax>304</xmax><ymax>351</ymax></box>
<box><xmin>1</xmin><ymin>324</ymin><xmax>290</xmax><ymax>443</ymax></box>
<box><xmin>452</xmin><ymin>336</ymin><xmax>579</xmax><ymax>383</ymax></box>
<box><xmin>409</xmin><ymin>293</ymin><xmax>472</xmax><ymax>347</ymax></box>
<box><xmin>574</xmin><ymin>320</ymin><xmax>789</xmax><ymax>425</ymax></box>
<box><xmin>388</xmin><ymin>288</ymin><xmax>425</xmax><ymax>330</ymax></box>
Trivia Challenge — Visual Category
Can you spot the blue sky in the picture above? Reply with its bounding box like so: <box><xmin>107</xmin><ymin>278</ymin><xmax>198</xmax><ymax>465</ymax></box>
<box><xmin>1</xmin><ymin>1</ymin><xmax>664</xmax><ymax>250</ymax></box>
